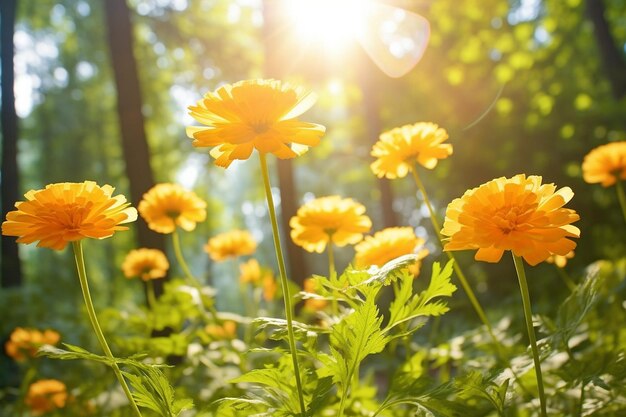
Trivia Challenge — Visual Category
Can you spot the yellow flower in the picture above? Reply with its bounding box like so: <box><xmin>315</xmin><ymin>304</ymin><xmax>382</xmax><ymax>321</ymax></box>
<box><xmin>263</xmin><ymin>274</ymin><xmax>278</xmax><ymax>302</ymax></box>
<box><xmin>205</xmin><ymin>321</ymin><xmax>237</xmax><ymax>340</ymax></box>
<box><xmin>582</xmin><ymin>141</ymin><xmax>626</xmax><ymax>187</ymax></box>
<box><xmin>354</xmin><ymin>227</ymin><xmax>429</xmax><ymax>272</ymax></box>
<box><xmin>138</xmin><ymin>183</ymin><xmax>207</xmax><ymax>234</ymax></box>
<box><xmin>186</xmin><ymin>79</ymin><xmax>326</xmax><ymax>168</ymax></box>
<box><xmin>441</xmin><ymin>174</ymin><xmax>580</xmax><ymax>266</ymax></box>
<box><xmin>290</xmin><ymin>196</ymin><xmax>372</xmax><ymax>253</ymax></box>
<box><xmin>1</xmin><ymin>182</ymin><xmax>136</xmax><ymax>251</ymax></box>
<box><xmin>303</xmin><ymin>278</ymin><xmax>327</xmax><ymax>311</ymax></box>
<box><xmin>371</xmin><ymin>122</ymin><xmax>452</xmax><ymax>179</ymax></box>
<box><xmin>122</xmin><ymin>248</ymin><xmax>169</xmax><ymax>281</ymax></box>
<box><xmin>25</xmin><ymin>379</ymin><xmax>68</xmax><ymax>415</ymax></box>
<box><xmin>205</xmin><ymin>229</ymin><xmax>257</xmax><ymax>261</ymax></box>
<box><xmin>5</xmin><ymin>328</ymin><xmax>61</xmax><ymax>361</ymax></box>
<box><xmin>239</xmin><ymin>258</ymin><xmax>262</xmax><ymax>284</ymax></box>
<box><xmin>546</xmin><ymin>251</ymin><xmax>575</xmax><ymax>268</ymax></box>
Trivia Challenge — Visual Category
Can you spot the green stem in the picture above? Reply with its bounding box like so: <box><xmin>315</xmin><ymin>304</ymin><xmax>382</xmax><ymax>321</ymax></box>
<box><xmin>577</xmin><ymin>381</ymin><xmax>586</xmax><ymax>417</ymax></box>
<box><xmin>327</xmin><ymin>240</ymin><xmax>339</xmax><ymax>315</ymax></box>
<box><xmin>17</xmin><ymin>366</ymin><xmax>37</xmax><ymax>417</ymax></box>
<box><xmin>555</xmin><ymin>265</ymin><xmax>576</xmax><ymax>292</ymax></box>
<box><xmin>259</xmin><ymin>153</ymin><xmax>306</xmax><ymax>416</ymax></box>
<box><xmin>146</xmin><ymin>279</ymin><xmax>157</xmax><ymax>309</ymax></box>
<box><xmin>172</xmin><ymin>230</ymin><xmax>220</xmax><ymax>322</ymax></box>
<box><xmin>410</xmin><ymin>167</ymin><xmax>496</xmax><ymax>341</ymax></box>
<box><xmin>615</xmin><ymin>180</ymin><xmax>626</xmax><ymax>225</ymax></box>
<box><xmin>411</xmin><ymin>167</ymin><xmax>534</xmax><ymax>397</ymax></box>
<box><xmin>512</xmin><ymin>254</ymin><xmax>547</xmax><ymax>417</ymax></box>
<box><xmin>72</xmin><ymin>242</ymin><xmax>143</xmax><ymax>417</ymax></box>
<box><xmin>172</xmin><ymin>229</ymin><xmax>200</xmax><ymax>287</ymax></box>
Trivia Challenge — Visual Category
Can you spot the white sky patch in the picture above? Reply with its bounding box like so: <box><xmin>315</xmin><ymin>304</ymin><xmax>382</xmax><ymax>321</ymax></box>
<box><xmin>170</xmin><ymin>84</ymin><xmax>198</xmax><ymax>123</ymax></box>
<box><xmin>176</xmin><ymin>153</ymin><xmax>208</xmax><ymax>188</ymax></box>
<box><xmin>508</xmin><ymin>0</ymin><xmax>541</xmax><ymax>24</ymax></box>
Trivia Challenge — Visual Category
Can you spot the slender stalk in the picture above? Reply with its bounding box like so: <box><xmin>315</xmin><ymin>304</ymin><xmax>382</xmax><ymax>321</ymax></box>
<box><xmin>615</xmin><ymin>180</ymin><xmax>626</xmax><ymax>225</ymax></box>
<box><xmin>145</xmin><ymin>279</ymin><xmax>157</xmax><ymax>309</ymax></box>
<box><xmin>410</xmin><ymin>167</ymin><xmax>496</xmax><ymax>340</ymax></box>
<box><xmin>16</xmin><ymin>366</ymin><xmax>37</xmax><ymax>417</ymax></box>
<box><xmin>327</xmin><ymin>240</ymin><xmax>339</xmax><ymax>315</ymax></box>
<box><xmin>172</xmin><ymin>228</ymin><xmax>200</xmax><ymax>287</ymax></box>
<box><xmin>512</xmin><ymin>254</ymin><xmax>547</xmax><ymax>417</ymax></box>
<box><xmin>555</xmin><ymin>265</ymin><xmax>576</xmax><ymax>292</ymax></box>
<box><xmin>259</xmin><ymin>153</ymin><xmax>306</xmax><ymax>416</ymax></box>
<box><xmin>410</xmin><ymin>167</ymin><xmax>534</xmax><ymax>398</ymax></box>
<box><xmin>72</xmin><ymin>242</ymin><xmax>143</xmax><ymax>417</ymax></box>
<box><xmin>172</xmin><ymin>229</ymin><xmax>220</xmax><ymax>322</ymax></box>
<box><xmin>577</xmin><ymin>381</ymin><xmax>586</xmax><ymax>417</ymax></box>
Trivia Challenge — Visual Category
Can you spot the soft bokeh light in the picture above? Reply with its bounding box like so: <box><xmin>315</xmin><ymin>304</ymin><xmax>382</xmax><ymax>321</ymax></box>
<box><xmin>284</xmin><ymin>0</ymin><xmax>369</xmax><ymax>53</ymax></box>
<box><xmin>283</xmin><ymin>0</ymin><xmax>430</xmax><ymax>77</ymax></box>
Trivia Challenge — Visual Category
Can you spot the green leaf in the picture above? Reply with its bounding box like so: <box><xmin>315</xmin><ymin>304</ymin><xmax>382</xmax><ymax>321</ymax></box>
<box><xmin>38</xmin><ymin>343</ymin><xmax>192</xmax><ymax>417</ymax></box>
<box><xmin>386</xmin><ymin>260</ymin><xmax>457</xmax><ymax>333</ymax></box>
<box><xmin>454</xmin><ymin>371</ymin><xmax>509</xmax><ymax>414</ymax></box>
<box><xmin>123</xmin><ymin>365</ymin><xmax>193</xmax><ymax>417</ymax></box>
<box><xmin>325</xmin><ymin>295</ymin><xmax>389</xmax><ymax>390</ymax></box>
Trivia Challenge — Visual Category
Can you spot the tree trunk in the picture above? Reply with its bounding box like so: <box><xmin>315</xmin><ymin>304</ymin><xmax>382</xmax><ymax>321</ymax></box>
<box><xmin>586</xmin><ymin>0</ymin><xmax>626</xmax><ymax>99</ymax></box>
<box><xmin>262</xmin><ymin>0</ymin><xmax>308</xmax><ymax>286</ymax></box>
<box><xmin>1</xmin><ymin>0</ymin><xmax>22</xmax><ymax>288</ymax></box>
<box><xmin>360</xmin><ymin>64</ymin><xmax>397</xmax><ymax>229</ymax></box>
<box><xmin>103</xmin><ymin>0</ymin><xmax>166</xmax><ymax>295</ymax></box>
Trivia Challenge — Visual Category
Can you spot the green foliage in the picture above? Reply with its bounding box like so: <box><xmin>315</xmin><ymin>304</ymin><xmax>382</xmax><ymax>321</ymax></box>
<box><xmin>38</xmin><ymin>343</ymin><xmax>193</xmax><ymax>417</ymax></box>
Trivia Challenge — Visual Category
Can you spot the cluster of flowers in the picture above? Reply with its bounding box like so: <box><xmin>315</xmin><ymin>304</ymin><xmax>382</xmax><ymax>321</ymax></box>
<box><xmin>2</xmin><ymin>79</ymin><xmax>625</xmax><ymax>415</ymax></box>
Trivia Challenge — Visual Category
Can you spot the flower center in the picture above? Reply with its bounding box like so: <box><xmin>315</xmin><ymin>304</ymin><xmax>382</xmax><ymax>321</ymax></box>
<box><xmin>166</xmin><ymin>210</ymin><xmax>180</xmax><ymax>219</ymax></box>
<box><xmin>59</xmin><ymin>204</ymin><xmax>88</xmax><ymax>231</ymax></box>
<box><xmin>493</xmin><ymin>206</ymin><xmax>524</xmax><ymax>234</ymax></box>
<box><xmin>250</xmin><ymin>122</ymin><xmax>270</xmax><ymax>134</ymax></box>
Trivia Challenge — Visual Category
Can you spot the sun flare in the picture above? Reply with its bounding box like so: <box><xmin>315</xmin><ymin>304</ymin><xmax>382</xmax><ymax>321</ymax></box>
<box><xmin>284</xmin><ymin>0</ymin><xmax>370</xmax><ymax>52</ymax></box>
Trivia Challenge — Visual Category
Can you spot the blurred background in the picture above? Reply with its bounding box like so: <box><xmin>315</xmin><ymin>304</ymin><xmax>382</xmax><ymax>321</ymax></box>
<box><xmin>0</xmin><ymin>0</ymin><xmax>625</xmax><ymax>366</ymax></box>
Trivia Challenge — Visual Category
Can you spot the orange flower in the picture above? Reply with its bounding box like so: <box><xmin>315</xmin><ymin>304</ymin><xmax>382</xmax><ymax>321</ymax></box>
<box><xmin>205</xmin><ymin>321</ymin><xmax>237</xmax><ymax>340</ymax></box>
<box><xmin>25</xmin><ymin>379</ymin><xmax>68</xmax><ymax>415</ymax></box>
<box><xmin>138</xmin><ymin>183</ymin><xmax>207</xmax><ymax>234</ymax></box>
<box><xmin>122</xmin><ymin>248</ymin><xmax>169</xmax><ymax>281</ymax></box>
<box><xmin>5</xmin><ymin>328</ymin><xmax>61</xmax><ymax>361</ymax></box>
<box><xmin>186</xmin><ymin>79</ymin><xmax>326</xmax><ymax>168</ymax></box>
<box><xmin>354</xmin><ymin>227</ymin><xmax>429</xmax><ymax>273</ymax></box>
<box><xmin>303</xmin><ymin>278</ymin><xmax>327</xmax><ymax>311</ymax></box>
<box><xmin>582</xmin><ymin>141</ymin><xmax>626</xmax><ymax>187</ymax></box>
<box><xmin>1</xmin><ymin>182</ymin><xmax>136</xmax><ymax>250</ymax></box>
<box><xmin>290</xmin><ymin>196</ymin><xmax>372</xmax><ymax>253</ymax></box>
<box><xmin>205</xmin><ymin>229</ymin><xmax>257</xmax><ymax>261</ymax></box>
<box><xmin>371</xmin><ymin>122</ymin><xmax>452</xmax><ymax>179</ymax></box>
<box><xmin>441</xmin><ymin>174</ymin><xmax>580</xmax><ymax>266</ymax></box>
<box><xmin>546</xmin><ymin>251</ymin><xmax>575</xmax><ymax>268</ymax></box>
<box><xmin>263</xmin><ymin>274</ymin><xmax>278</xmax><ymax>302</ymax></box>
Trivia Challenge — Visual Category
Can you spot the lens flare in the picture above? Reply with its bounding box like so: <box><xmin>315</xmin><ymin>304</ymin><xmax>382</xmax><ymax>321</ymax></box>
<box><xmin>283</xmin><ymin>0</ymin><xmax>430</xmax><ymax>78</ymax></box>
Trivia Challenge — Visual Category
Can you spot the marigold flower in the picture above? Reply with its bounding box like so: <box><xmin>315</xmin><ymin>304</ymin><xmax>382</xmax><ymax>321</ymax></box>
<box><xmin>5</xmin><ymin>328</ymin><xmax>61</xmax><ymax>361</ymax></box>
<box><xmin>186</xmin><ymin>79</ymin><xmax>326</xmax><ymax>168</ymax></box>
<box><xmin>441</xmin><ymin>174</ymin><xmax>580</xmax><ymax>266</ymax></box>
<box><xmin>354</xmin><ymin>227</ymin><xmax>429</xmax><ymax>273</ymax></box>
<box><xmin>303</xmin><ymin>278</ymin><xmax>327</xmax><ymax>311</ymax></box>
<box><xmin>582</xmin><ymin>141</ymin><xmax>626</xmax><ymax>187</ymax></box>
<box><xmin>263</xmin><ymin>275</ymin><xmax>278</xmax><ymax>302</ymax></box>
<box><xmin>546</xmin><ymin>251</ymin><xmax>575</xmax><ymax>268</ymax></box>
<box><xmin>239</xmin><ymin>258</ymin><xmax>261</xmax><ymax>284</ymax></box>
<box><xmin>122</xmin><ymin>248</ymin><xmax>169</xmax><ymax>281</ymax></box>
<box><xmin>1</xmin><ymin>182</ymin><xmax>136</xmax><ymax>251</ymax></box>
<box><xmin>205</xmin><ymin>321</ymin><xmax>237</xmax><ymax>340</ymax></box>
<box><xmin>25</xmin><ymin>379</ymin><xmax>68</xmax><ymax>415</ymax></box>
<box><xmin>204</xmin><ymin>229</ymin><xmax>257</xmax><ymax>261</ymax></box>
<box><xmin>290</xmin><ymin>196</ymin><xmax>372</xmax><ymax>253</ymax></box>
<box><xmin>371</xmin><ymin>122</ymin><xmax>452</xmax><ymax>179</ymax></box>
<box><xmin>138</xmin><ymin>183</ymin><xmax>207</xmax><ymax>234</ymax></box>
